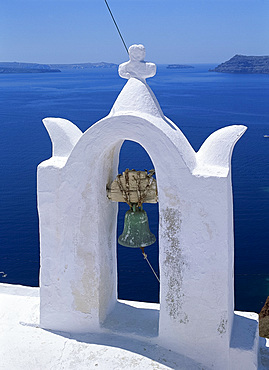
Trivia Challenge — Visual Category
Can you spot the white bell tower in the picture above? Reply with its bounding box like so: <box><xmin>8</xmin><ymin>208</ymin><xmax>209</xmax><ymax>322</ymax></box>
<box><xmin>37</xmin><ymin>44</ymin><xmax>259</xmax><ymax>369</ymax></box>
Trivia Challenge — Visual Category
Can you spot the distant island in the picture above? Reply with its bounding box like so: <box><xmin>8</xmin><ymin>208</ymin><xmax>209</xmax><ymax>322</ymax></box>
<box><xmin>167</xmin><ymin>64</ymin><xmax>194</xmax><ymax>69</ymax></box>
<box><xmin>0</xmin><ymin>62</ymin><xmax>118</xmax><ymax>74</ymax></box>
<box><xmin>49</xmin><ymin>62</ymin><xmax>118</xmax><ymax>70</ymax></box>
<box><xmin>209</xmin><ymin>55</ymin><xmax>269</xmax><ymax>74</ymax></box>
<box><xmin>0</xmin><ymin>62</ymin><xmax>61</xmax><ymax>74</ymax></box>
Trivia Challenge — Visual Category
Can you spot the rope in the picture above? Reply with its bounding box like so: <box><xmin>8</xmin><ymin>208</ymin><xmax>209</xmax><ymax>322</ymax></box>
<box><xmin>116</xmin><ymin>173</ymin><xmax>131</xmax><ymax>206</ymax></box>
<box><xmin>115</xmin><ymin>169</ymin><xmax>156</xmax><ymax>207</ymax></box>
<box><xmin>104</xmin><ymin>0</ymin><xmax>129</xmax><ymax>55</ymax></box>
<box><xmin>140</xmin><ymin>247</ymin><xmax>160</xmax><ymax>283</ymax></box>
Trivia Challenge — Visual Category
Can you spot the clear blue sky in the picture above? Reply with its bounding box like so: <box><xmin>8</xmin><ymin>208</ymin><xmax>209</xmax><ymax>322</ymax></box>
<box><xmin>1</xmin><ymin>0</ymin><xmax>269</xmax><ymax>64</ymax></box>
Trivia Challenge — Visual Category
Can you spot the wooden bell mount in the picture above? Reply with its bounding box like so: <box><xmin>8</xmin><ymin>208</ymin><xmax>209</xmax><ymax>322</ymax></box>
<box><xmin>106</xmin><ymin>169</ymin><xmax>158</xmax><ymax>206</ymax></box>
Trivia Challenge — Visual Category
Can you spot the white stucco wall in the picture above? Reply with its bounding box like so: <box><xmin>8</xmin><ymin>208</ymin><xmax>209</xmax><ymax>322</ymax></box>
<box><xmin>37</xmin><ymin>44</ymin><xmax>259</xmax><ymax>369</ymax></box>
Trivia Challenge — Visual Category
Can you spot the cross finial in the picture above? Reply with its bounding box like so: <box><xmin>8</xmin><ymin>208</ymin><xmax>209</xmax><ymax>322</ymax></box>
<box><xmin>119</xmin><ymin>44</ymin><xmax>156</xmax><ymax>81</ymax></box>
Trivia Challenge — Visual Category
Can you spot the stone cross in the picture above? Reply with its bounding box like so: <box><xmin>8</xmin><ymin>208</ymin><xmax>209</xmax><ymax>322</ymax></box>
<box><xmin>119</xmin><ymin>44</ymin><xmax>156</xmax><ymax>81</ymax></box>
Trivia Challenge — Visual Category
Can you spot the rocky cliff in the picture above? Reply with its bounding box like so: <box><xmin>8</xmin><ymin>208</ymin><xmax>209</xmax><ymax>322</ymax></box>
<box><xmin>259</xmin><ymin>296</ymin><xmax>269</xmax><ymax>338</ymax></box>
<box><xmin>210</xmin><ymin>55</ymin><xmax>269</xmax><ymax>74</ymax></box>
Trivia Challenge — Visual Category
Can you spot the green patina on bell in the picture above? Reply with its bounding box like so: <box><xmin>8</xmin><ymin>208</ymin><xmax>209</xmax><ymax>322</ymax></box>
<box><xmin>118</xmin><ymin>204</ymin><xmax>156</xmax><ymax>248</ymax></box>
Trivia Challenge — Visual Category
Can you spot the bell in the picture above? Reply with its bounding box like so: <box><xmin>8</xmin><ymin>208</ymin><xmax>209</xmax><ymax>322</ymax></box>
<box><xmin>118</xmin><ymin>204</ymin><xmax>156</xmax><ymax>248</ymax></box>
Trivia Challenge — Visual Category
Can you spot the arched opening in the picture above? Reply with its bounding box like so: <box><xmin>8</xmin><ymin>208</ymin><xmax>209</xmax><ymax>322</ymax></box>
<box><xmin>101</xmin><ymin>139</ymin><xmax>160</xmax><ymax>337</ymax></box>
<box><xmin>117</xmin><ymin>140</ymin><xmax>160</xmax><ymax>304</ymax></box>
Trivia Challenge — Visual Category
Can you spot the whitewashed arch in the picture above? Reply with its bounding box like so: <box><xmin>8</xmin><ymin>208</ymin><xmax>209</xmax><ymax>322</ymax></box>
<box><xmin>38</xmin><ymin>113</ymin><xmax>193</xmax><ymax>327</ymax></box>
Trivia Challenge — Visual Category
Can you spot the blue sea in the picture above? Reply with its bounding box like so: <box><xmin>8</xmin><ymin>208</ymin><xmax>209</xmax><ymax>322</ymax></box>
<box><xmin>0</xmin><ymin>65</ymin><xmax>269</xmax><ymax>313</ymax></box>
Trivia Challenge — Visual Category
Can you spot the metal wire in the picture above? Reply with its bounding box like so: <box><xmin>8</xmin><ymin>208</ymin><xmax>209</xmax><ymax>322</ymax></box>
<box><xmin>141</xmin><ymin>249</ymin><xmax>160</xmax><ymax>283</ymax></box>
<box><xmin>104</xmin><ymin>0</ymin><xmax>129</xmax><ymax>55</ymax></box>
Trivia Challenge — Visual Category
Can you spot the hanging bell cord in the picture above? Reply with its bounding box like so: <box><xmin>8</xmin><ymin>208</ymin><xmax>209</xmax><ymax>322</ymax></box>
<box><xmin>104</xmin><ymin>0</ymin><xmax>129</xmax><ymax>55</ymax></box>
<box><xmin>140</xmin><ymin>247</ymin><xmax>160</xmax><ymax>283</ymax></box>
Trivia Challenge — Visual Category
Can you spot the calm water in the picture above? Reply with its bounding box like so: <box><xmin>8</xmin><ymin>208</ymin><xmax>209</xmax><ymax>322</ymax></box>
<box><xmin>0</xmin><ymin>65</ymin><xmax>269</xmax><ymax>313</ymax></box>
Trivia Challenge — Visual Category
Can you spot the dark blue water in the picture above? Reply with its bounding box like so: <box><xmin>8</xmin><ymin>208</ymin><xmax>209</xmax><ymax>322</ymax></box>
<box><xmin>0</xmin><ymin>65</ymin><xmax>269</xmax><ymax>313</ymax></box>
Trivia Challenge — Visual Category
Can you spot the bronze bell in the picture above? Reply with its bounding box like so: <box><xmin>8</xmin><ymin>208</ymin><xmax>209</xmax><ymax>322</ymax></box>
<box><xmin>118</xmin><ymin>204</ymin><xmax>156</xmax><ymax>248</ymax></box>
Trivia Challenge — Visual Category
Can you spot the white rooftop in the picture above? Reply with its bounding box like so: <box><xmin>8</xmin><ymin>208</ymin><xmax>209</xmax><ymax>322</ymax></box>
<box><xmin>1</xmin><ymin>284</ymin><xmax>269</xmax><ymax>369</ymax></box>
<box><xmin>1</xmin><ymin>284</ymin><xmax>202</xmax><ymax>369</ymax></box>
